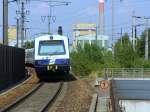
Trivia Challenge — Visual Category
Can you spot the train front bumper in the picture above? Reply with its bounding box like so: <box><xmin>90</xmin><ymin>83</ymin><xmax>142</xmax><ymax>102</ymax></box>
<box><xmin>35</xmin><ymin>59</ymin><xmax>70</xmax><ymax>72</ymax></box>
<box><xmin>35</xmin><ymin>64</ymin><xmax>70</xmax><ymax>72</ymax></box>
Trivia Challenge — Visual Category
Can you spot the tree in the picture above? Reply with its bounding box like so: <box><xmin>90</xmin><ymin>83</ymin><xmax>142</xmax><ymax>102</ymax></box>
<box><xmin>23</xmin><ymin>41</ymin><xmax>34</xmax><ymax>49</ymax></box>
<box><xmin>114</xmin><ymin>33</ymin><xmax>137</xmax><ymax>67</ymax></box>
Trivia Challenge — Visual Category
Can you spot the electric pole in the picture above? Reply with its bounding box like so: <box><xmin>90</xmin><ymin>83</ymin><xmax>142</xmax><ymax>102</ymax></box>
<box><xmin>3</xmin><ymin>0</ymin><xmax>8</xmax><ymax>45</ymax></box>
<box><xmin>16</xmin><ymin>1</ymin><xmax>30</xmax><ymax>48</ymax></box>
<box><xmin>145</xmin><ymin>18</ymin><xmax>149</xmax><ymax>60</ymax></box>
<box><xmin>48</xmin><ymin>1</ymin><xmax>52</xmax><ymax>34</ymax></box>
<box><xmin>132</xmin><ymin>12</ymin><xmax>136</xmax><ymax>51</ymax></box>
<box><xmin>135</xmin><ymin>26</ymin><xmax>137</xmax><ymax>46</ymax></box>
<box><xmin>48</xmin><ymin>16</ymin><xmax>51</xmax><ymax>34</ymax></box>
<box><xmin>24</xmin><ymin>28</ymin><xmax>30</xmax><ymax>40</ymax></box>
<box><xmin>16</xmin><ymin>18</ymin><xmax>20</xmax><ymax>48</ymax></box>
<box><xmin>117</xmin><ymin>28</ymin><xmax>123</xmax><ymax>47</ymax></box>
<box><xmin>112</xmin><ymin>0</ymin><xmax>115</xmax><ymax>55</ymax></box>
<box><xmin>21</xmin><ymin>2</ymin><xmax>25</xmax><ymax>48</ymax></box>
<box><xmin>95</xmin><ymin>26</ymin><xmax>98</xmax><ymax>45</ymax></box>
<box><xmin>120</xmin><ymin>28</ymin><xmax>123</xmax><ymax>46</ymax></box>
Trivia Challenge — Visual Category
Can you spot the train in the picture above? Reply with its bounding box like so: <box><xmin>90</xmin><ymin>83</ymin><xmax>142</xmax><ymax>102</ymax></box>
<box><xmin>25</xmin><ymin>34</ymin><xmax>70</xmax><ymax>74</ymax></box>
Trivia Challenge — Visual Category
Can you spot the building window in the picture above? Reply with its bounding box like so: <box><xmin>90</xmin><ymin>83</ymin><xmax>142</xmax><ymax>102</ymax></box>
<box><xmin>84</xmin><ymin>40</ymin><xmax>89</xmax><ymax>44</ymax></box>
<box><xmin>97</xmin><ymin>40</ymin><xmax>103</xmax><ymax>47</ymax></box>
<box><xmin>91</xmin><ymin>40</ymin><xmax>96</xmax><ymax>44</ymax></box>
<box><xmin>77</xmin><ymin>40</ymin><xmax>83</xmax><ymax>45</ymax></box>
<box><xmin>77</xmin><ymin>40</ymin><xmax>84</xmax><ymax>48</ymax></box>
<box><xmin>104</xmin><ymin>40</ymin><xmax>108</xmax><ymax>48</ymax></box>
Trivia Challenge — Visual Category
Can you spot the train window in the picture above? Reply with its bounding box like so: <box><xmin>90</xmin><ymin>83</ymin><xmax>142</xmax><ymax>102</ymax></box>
<box><xmin>38</xmin><ymin>40</ymin><xmax>66</xmax><ymax>55</ymax></box>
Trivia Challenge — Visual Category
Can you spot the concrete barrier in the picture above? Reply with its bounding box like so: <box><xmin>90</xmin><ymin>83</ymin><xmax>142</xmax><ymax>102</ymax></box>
<box><xmin>89</xmin><ymin>94</ymin><xmax>98</xmax><ymax>112</ymax></box>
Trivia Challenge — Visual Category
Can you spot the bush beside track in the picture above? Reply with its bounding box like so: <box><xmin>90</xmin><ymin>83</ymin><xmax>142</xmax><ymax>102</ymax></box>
<box><xmin>71</xmin><ymin>42</ymin><xmax>150</xmax><ymax>78</ymax></box>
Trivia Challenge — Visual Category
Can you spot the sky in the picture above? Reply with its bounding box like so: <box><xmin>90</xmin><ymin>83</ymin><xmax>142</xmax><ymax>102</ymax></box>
<box><xmin>0</xmin><ymin>0</ymin><xmax>150</xmax><ymax>44</ymax></box>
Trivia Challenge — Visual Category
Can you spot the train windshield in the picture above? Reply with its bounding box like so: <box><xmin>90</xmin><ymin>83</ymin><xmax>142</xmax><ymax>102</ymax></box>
<box><xmin>38</xmin><ymin>40</ymin><xmax>65</xmax><ymax>55</ymax></box>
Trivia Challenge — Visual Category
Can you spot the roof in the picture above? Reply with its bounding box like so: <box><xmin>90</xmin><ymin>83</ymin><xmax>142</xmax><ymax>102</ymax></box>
<box><xmin>114</xmin><ymin>80</ymin><xmax>150</xmax><ymax>100</ymax></box>
<box><xmin>73</xmin><ymin>23</ymin><xmax>96</xmax><ymax>29</ymax></box>
<box><xmin>35</xmin><ymin>35</ymin><xmax>68</xmax><ymax>41</ymax></box>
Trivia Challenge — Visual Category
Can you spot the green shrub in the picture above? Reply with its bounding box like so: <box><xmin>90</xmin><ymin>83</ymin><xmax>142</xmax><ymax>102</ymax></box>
<box><xmin>70</xmin><ymin>40</ymin><xmax>150</xmax><ymax>78</ymax></box>
<box><xmin>71</xmin><ymin>44</ymin><xmax>104</xmax><ymax>77</ymax></box>
<box><xmin>71</xmin><ymin>51</ymin><xmax>91</xmax><ymax>76</ymax></box>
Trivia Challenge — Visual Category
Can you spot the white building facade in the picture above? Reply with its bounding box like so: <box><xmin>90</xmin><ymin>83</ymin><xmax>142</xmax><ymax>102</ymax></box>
<box><xmin>74</xmin><ymin>35</ymin><xmax>109</xmax><ymax>49</ymax></box>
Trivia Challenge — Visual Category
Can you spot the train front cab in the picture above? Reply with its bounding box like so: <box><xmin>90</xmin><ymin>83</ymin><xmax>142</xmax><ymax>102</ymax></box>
<box><xmin>34</xmin><ymin>35</ymin><xmax>70</xmax><ymax>74</ymax></box>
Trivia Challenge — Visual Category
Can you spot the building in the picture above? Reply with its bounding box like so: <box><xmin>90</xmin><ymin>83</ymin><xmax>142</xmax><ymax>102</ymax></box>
<box><xmin>9</xmin><ymin>39</ymin><xmax>34</xmax><ymax>47</ymax></box>
<box><xmin>73</xmin><ymin>23</ymin><xmax>96</xmax><ymax>37</ymax></box>
<box><xmin>76</xmin><ymin>35</ymin><xmax>109</xmax><ymax>49</ymax></box>
<box><xmin>8</xmin><ymin>26</ymin><xmax>17</xmax><ymax>42</ymax></box>
<box><xmin>73</xmin><ymin>23</ymin><xmax>96</xmax><ymax>48</ymax></box>
<box><xmin>72</xmin><ymin>23</ymin><xmax>109</xmax><ymax>49</ymax></box>
<box><xmin>0</xmin><ymin>40</ymin><xmax>2</xmax><ymax>44</ymax></box>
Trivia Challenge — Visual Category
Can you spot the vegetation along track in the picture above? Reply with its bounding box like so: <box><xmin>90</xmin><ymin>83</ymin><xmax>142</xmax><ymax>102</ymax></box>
<box><xmin>0</xmin><ymin>81</ymin><xmax>64</xmax><ymax>112</ymax></box>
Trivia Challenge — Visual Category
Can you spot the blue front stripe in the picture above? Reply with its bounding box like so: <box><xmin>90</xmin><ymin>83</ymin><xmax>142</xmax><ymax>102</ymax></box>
<box><xmin>35</xmin><ymin>59</ymin><xmax>70</xmax><ymax>65</ymax></box>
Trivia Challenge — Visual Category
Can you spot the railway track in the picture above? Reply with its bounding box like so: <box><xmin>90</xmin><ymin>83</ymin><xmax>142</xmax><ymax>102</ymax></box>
<box><xmin>0</xmin><ymin>82</ymin><xmax>64</xmax><ymax>112</ymax></box>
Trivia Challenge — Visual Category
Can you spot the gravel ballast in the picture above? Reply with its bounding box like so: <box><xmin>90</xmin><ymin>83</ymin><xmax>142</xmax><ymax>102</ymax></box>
<box><xmin>56</xmin><ymin>79</ymin><xmax>95</xmax><ymax>112</ymax></box>
<box><xmin>0</xmin><ymin>68</ymin><xmax>39</xmax><ymax>108</ymax></box>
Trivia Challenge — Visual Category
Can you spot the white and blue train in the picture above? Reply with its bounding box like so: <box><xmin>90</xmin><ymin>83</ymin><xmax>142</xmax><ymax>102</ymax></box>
<box><xmin>35</xmin><ymin>35</ymin><xmax>70</xmax><ymax>74</ymax></box>
<box><xmin>26</xmin><ymin>35</ymin><xmax>70</xmax><ymax>74</ymax></box>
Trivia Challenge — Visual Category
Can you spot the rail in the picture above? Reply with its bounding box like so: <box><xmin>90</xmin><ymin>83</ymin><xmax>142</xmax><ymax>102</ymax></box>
<box><xmin>0</xmin><ymin>83</ymin><xmax>43</xmax><ymax>112</ymax></box>
<box><xmin>0</xmin><ymin>82</ymin><xmax>64</xmax><ymax>112</ymax></box>
<box><xmin>40</xmin><ymin>82</ymin><xmax>64</xmax><ymax>112</ymax></box>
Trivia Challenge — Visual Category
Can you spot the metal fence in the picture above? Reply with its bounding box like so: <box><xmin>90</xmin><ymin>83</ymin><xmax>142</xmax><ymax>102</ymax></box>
<box><xmin>0</xmin><ymin>45</ymin><xmax>25</xmax><ymax>91</ymax></box>
<box><xmin>104</xmin><ymin>68</ymin><xmax>150</xmax><ymax>79</ymax></box>
<box><xmin>107</xmin><ymin>68</ymin><xmax>150</xmax><ymax>112</ymax></box>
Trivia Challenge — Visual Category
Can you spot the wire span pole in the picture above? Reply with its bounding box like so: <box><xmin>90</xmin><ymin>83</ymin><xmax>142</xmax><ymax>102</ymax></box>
<box><xmin>3</xmin><ymin>0</ymin><xmax>8</xmax><ymax>45</ymax></box>
<box><xmin>39</xmin><ymin>0</ymin><xmax>70</xmax><ymax>35</ymax></box>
